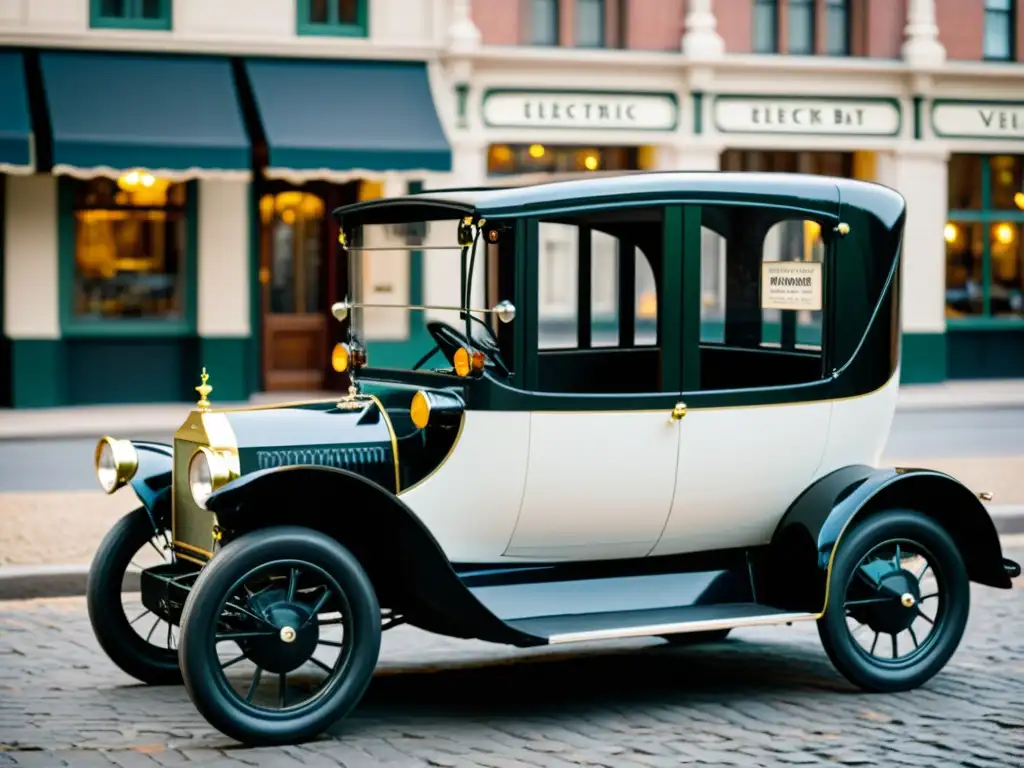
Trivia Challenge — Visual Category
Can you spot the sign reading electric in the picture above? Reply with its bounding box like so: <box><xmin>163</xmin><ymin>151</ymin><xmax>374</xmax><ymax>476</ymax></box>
<box><xmin>714</xmin><ymin>96</ymin><xmax>901</xmax><ymax>136</ymax></box>
<box><xmin>482</xmin><ymin>91</ymin><xmax>678</xmax><ymax>131</ymax></box>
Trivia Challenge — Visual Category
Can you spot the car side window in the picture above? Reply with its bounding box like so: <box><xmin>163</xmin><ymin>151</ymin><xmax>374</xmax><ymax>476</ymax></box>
<box><xmin>697</xmin><ymin>205</ymin><xmax>830</xmax><ymax>392</ymax></box>
<box><xmin>534</xmin><ymin>208</ymin><xmax>665</xmax><ymax>394</ymax></box>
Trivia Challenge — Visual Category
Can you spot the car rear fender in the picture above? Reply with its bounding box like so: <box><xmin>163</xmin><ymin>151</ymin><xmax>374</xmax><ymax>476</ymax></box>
<box><xmin>126</xmin><ymin>441</ymin><xmax>173</xmax><ymax>535</ymax></box>
<box><xmin>764</xmin><ymin>465</ymin><xmax>1013</xmax><ymax>614</ymax></box>
<box><xmin>204</xmin><ymin>466</ymin><xmax>539</xmax><ymax>646</ymax></box>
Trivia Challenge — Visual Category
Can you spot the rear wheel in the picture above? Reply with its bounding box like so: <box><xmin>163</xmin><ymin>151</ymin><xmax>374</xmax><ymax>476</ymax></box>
<box><xmin>178</xmin><ymin>526</ymin><xmax>381</xmax><ymax>746</ymax></box>
<box><xmin>86</xmin><ymin>506</ymin><xmax>182</xmax><ymax>685</ymax></box>
<box><xmin>817</xmin><ymin>509</ymin><xmax>969</xmax><ymax>692</ymax></box>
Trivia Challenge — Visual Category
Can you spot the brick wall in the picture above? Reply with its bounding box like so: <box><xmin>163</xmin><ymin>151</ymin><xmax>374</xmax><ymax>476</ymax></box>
<box><xmin>861</xmin><ymin>0</ymin><xmax>905</xmax><ymax>58</ymax></box>
<box><xmin>716</xmin><ymin>0</ymin><xmax>753</xmax><ymax>53</ymax></box>
<box><xmin>935</xmin><ymin>0</ymin><xmax>983</xmax><ymax>60</ymax></box>
<box><xmin>472</xmin><ymin>0</ymin><xmax>522</xmax><ymax>45</ymax></box>
<box><xmin>626</xmin><ymin>0</ymin><xmax>685</xmax><ymax>50</ymax></box>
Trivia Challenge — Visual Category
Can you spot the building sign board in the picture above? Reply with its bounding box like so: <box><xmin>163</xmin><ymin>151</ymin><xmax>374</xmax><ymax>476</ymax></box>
<box><xmin>761</xmin><ymin>261</ymin><xmax>823</xmax><ymax>312</ymax></box>
<box><xmin>713</xmin><ymin>96</ymin><xmax>901</xmax><ymax>136</ymax></box>
<box><xmin>931</xmin><ymin>101</ymin><xmax>1024</xmax><ymax>140</ymax></box>
<box><xmin>481</xmin><ymin>90</ymin><xmax>679</xmax><ymax>131</ymax></box>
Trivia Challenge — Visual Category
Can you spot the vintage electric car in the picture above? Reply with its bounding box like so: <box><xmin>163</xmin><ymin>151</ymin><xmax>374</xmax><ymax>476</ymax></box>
<box><xmin>88</xmin><ymin>172</ymin><xmax>1020</xmax><ymax>747</ymax></box>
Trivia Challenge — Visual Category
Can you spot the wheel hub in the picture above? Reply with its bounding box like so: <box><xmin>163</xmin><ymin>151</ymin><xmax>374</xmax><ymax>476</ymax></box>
<box><xmin>239</xmin><ymin>590</ymin><xmax>319</xmax><ymax>674</ymax></box>
<box><xmin>859</xmin><ymin>568</ymin><xmax>921</xmax><ymax>635</ymax></box>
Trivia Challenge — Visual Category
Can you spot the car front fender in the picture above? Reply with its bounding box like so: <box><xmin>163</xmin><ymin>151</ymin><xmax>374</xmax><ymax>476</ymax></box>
<box><xmin>764</xmin><ymin>465</ymin><xmax>1015</xmax><ymax>614</ymax></box>
<box><xmin>205</xmin><ymin>465</ymin><xmax>540</xmax><ymax>647</ymax></box>
<box><xmin>125</xmin><ymin>441</ymin><xmax>173</xmax><ymax>533</ymax></box>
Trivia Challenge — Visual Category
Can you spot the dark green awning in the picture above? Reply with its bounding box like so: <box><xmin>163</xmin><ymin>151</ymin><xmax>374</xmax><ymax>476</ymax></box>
<box><xmin>244</xmin><ymin>58</ymin><xmax>451</xmax><ymax>179</ymax></box>
<box><xmin>40</xmin><ymin>51</ymin><xmax>250</xmax><ymax>178</ymax></box>
<box><xmin>0</xmin><ymin>51</ymin><xmax>33</xmax><ymax>173</ymax></box>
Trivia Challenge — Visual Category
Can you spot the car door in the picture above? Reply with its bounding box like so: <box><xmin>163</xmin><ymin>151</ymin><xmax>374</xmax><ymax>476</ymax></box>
<box><xmin>649</xmin><ymin>205</ymin><xmax>836</xmax><ymax>557</ymax></box>
<box><xmin>502</xmin><ymin>218</ymin><xmax>683</xmax><ymax>561</ymax></box>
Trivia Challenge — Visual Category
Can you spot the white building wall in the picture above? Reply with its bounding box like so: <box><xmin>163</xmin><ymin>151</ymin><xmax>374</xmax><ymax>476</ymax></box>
<box><xmin>3</xmin><ymin>174</ymin><xmax>59</xmax><ymax>339</ymax></box>
<box><xmin>197</xmin><ymin>179</ymin><xmax>250</xmax><ymax>338</ymax></box>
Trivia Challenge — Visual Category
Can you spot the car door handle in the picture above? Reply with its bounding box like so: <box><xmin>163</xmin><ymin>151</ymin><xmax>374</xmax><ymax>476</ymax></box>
<box><xmin>670</xmin><ymin>401</ymin><xmax>687</xmax><ymax>422</ymax></box>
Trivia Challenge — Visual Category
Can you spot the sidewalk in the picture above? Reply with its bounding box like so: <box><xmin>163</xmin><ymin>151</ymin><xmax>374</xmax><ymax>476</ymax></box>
<box><xmin>2</xmin><ymin>380</ymin><xmax>1024</xmax><ymax>441</ymax></box>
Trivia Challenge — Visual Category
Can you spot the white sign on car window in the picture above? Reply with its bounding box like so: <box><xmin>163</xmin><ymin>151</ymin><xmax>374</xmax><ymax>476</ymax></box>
<box><xmin>761</xmin><ymin>261</ymin><xmax>823</xmax><ymax>311</ymax></box>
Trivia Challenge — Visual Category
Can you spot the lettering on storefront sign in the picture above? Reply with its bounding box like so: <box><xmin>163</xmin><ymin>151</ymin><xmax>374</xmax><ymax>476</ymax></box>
<box><xmin>932</xmin><ymin>101</ymin><xmax>1024</xmax><ymax>139</ymax></box>
<box><xmin>761</xmin><ymin>262</ymin><xmax>823</xmax><ymax>311</ymax></box>
<box><xmin>481</xmin><ymin>91</ymin><xmax>678</xmax><ymax>131</ymax></box>
<box><xmin>714</xmin><ymin>97</ymin><xmax>901</xmax><ymax>136</ymax></box>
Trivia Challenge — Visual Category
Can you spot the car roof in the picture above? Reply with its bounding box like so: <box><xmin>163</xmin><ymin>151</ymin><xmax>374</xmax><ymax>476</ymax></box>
<box><xmin>333</xmin><ymin>171</ymin><xmax>906</xmax><ymax>225</ymax></box>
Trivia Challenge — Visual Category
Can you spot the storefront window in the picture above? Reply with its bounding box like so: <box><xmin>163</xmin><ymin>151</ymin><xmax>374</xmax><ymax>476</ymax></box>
<box><xmin>487</xmin><ymin>144</ymin><xmax>639</xmax><ymax>176</ymax></box>
<box><xmin>529</xmin><ymin>0</ymin><xmax>559</xmax><ymax>45</ymax></box>
<box><xmin>983</xmin><ymin>0</ymin><xmax>1014</xmax><ymax>61</ymax></box>
<box><xmin>946</xmin><ymin>154</ymin><xmax>1024</xmax><ymax>321</ymax></box>
<box><xmin>72</xmin><ymin>174</ymin><xmax>188</xmax><ymax>323</ymax></box>
<box><xmin>576</xmin><ymin>0</ymin><xmax>605</xmax><ymax>47</ymax></box>
<box><xmin>787</xmin><ymin>0</ymin><xmax>815</xmax><ymax>54</ymax></box>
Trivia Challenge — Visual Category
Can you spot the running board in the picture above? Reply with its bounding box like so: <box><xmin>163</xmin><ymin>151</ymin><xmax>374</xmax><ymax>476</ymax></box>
<box><xmin>505</xmin><ymin>603</ymin><xmax>818</xmax><ymax>645</ymax></box>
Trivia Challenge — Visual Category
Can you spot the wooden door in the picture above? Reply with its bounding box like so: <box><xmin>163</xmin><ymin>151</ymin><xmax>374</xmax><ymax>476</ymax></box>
<box><xmin>259</xmin><ymin>190</ymin><xmax>329</xmax><ymax>391</ymax></box>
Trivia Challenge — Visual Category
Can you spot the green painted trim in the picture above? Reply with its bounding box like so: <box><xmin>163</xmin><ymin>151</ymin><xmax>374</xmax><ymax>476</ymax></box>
<box><xmin>680</xmin><ymin>205</ymin><xmax>701</xmax><ymax>391</ymax></box>
<box><xmin>912</xmin><ymin>96</ymin><xmax>923</xmax><ymax>140</ymax></box>
<box><xmin>661</xmin><ymin>206</ymin><xmax>683</xmax><ymax>390</ymax></box>
<box><xmin>200</xmin><ymin>337</ymin><xmax>248</xmax><ymax>401</ymax></box>
<box><xmin>711</xmin><ymin>94</ymin><xmax>902</xmax><ymax>137</ymax></box>
<box><xmin>11</xmin><ymin>339</ymin><xmax>65</xmax><ymax>407</ymax></box>
<box><xmin>480</xmin><ymin>88</ymin><xmax>680</xmax><ymax>132</ymax></box>
<box><xmin>900</xmin><ymin>332</ymin><xmax>946</xmax><ymax>384</ymax></box>
<box><xmin>948</xmin><ymin>210</ymin><xmax>1024</xmax><ymax>222</ymax></box>
<box><xmin>455</xmin><ymin>84</ymin><xmax>469</xmax><ymax>129</ymax></box>
<box><xmin>930</xmin><ymin>98</ymin><xmax>1024</xmax><ymax>140</ymax></box>
<box><xmin>89</xmin><ymin>0</ymin><xmax>172</xmax><ymax>30</ymax></box>
<box><xmin>946</xmin><ymin>317</ymin><xmax>1024</xmax><ymax>330</ymax></box>
<box><xmin>947</xmin><ymin>326</ymin><xmax>1024</xmax><ymax>379</ymax></box>
<box><xmin>296</xmin><ymin>0</ymin><xmax>368</xmax><ymax>37</ymax></box>
<box><xmin>692</xmin><ymin>91</ymin><xmax>703</xmax><ymax>136</ymax></box>
<box><xmin>58</xmin><ymin>177</ymin><xmax>198</xmax><ymax>337</ymax></box>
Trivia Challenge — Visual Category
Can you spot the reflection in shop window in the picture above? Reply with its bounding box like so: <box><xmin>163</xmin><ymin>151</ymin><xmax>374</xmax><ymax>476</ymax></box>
<box><xmin>72</xmin><ymin>175</ymin><xmax>187</xmax><ymax>322</ymax></box>
<box><xmin>990</xmin><ymin>222</ymin><xmax>1023</xmax><ymax>317</ymax></box>
<box><xmin>488</xmin><ymin>144</ymin><xmax>638</xmax><ymax>176</ymax></box>
<box><xmin>259</xmin><ymin>192</ymin><xmax>325</xmax><ymax>315</ymax></box>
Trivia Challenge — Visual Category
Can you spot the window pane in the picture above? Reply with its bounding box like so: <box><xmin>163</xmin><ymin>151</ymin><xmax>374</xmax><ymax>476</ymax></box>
<box><xmin>945</xmin><ymin>221</ymin><xmax>985</xmax><ymax>317</ymax></box>
<box><xmin>700</xmin><ymin>226</ymin><xmax>726</xmax><ymax>342</ymax></box>
<box><xmin>73</xmin><ymin>177</ymin><xmax>186</xmax><ymax>321</ymax></box>
<box><xmin>139</xmin><ymin>0</ymin><xmax>163</xmax><ymax>19</ymax></box>
<box><xmin>635</xmin><ymin>249</ymin><xmax>656</xmax><ymax>346</ymax></box>
<box><xmin>337</xmin><ymin>0</ymin><xmax>358</xmax><ymax>25</ymax></box>
<box><xmin>530</xmin><ymin>0</ymin><xmax>558</xmax><ymax>45</ymax></box>
<box><xmin>591</xmin><ymin>229</ymin><xmax>619</xmax><ymax>347</ymax></box>
<box><xmin>577</xmin><ymin>0</ymin><xmax>605</xmax><ymax>47</ymax></box>
<box><xmin>984</xmin><ymin>11</ymin><xmax>1011</xmax><ymax>59</ymax></box>
<box><xmin>99</xmin><ymin>0</ymin><xmax>128</xmax><ymax>18</ymax></box>
<box><xmin>948</xmin><ymin>154</ymin><xmax>983</xmax><ymax>211</ymax></box>
<box><xmin>825</xmin><ymin>0</ymin><xmax>848</xmax><ymax>55</ymax></box>
<box><xmin>538</xmin><ymin>222</ymin><xmax>579</xmax><ymax>349</ymax></box>
<box><xmin>787</xmin><ymin>0</ymin><xmax>815</xmax><ymax>54</ymax></box>
<box><xmin>989</xmin><ymin>155</ymin><xmax>1023</xmax><ymax>210</ymax></box>
<box><xmin>753</xmin><ymin>0</ymin><xmax>777</xmax><ymax>53</ymax></box>
<box><xmin>986</xmin><ymin>0</ymin><xmax>1012</xmax><ymax>10</ymax></box>
<box><xmin>762</xmin><ymin>219</ymin><xmax>824</xmax><ymax>347</ymax></box>
<box><xmin>309</xmin><ymin>0</ymin><xmax>329</xmax><ymax>24</ymax></box>
<box><xmin>991</xmin><ymin>221</ymin><xmax>1024</xmax><ymax>317</ymax></box>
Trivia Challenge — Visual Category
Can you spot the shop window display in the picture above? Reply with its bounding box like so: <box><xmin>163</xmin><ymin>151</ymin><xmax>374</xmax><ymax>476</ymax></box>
<box><xmin>72</xmin><ymin>174</ymin><xmax>188</xmax><ymax>323</ymax></box>
<box><xmin>945</xmin><ymin>155</ymin><xmax>1024</xmax><ymax>321</ymax></box>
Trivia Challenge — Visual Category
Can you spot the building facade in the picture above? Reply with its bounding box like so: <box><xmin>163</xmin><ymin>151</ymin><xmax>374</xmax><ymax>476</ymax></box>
<box><xmin>1</xmin><ymin>0</ymin><xmax>1022</xmax><ymax>407</ymax></box>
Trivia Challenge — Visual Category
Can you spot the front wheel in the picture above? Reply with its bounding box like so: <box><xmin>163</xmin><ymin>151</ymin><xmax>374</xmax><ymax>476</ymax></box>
<box><xmin>178</xmin><ymin>526</ymin><xmax>381</xmax><ymax>746</ymax></box>
<box><xmin>817</xmin><ymin>509</ymin><xmax>969</xmax><ymax>692</ymax></box>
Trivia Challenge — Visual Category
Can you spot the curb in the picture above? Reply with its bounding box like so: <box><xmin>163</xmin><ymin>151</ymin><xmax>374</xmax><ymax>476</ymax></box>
<box><xmin>3</xmin><ymin>508</ymin><xmax>1022</xmax><ymax>602</ymax></box>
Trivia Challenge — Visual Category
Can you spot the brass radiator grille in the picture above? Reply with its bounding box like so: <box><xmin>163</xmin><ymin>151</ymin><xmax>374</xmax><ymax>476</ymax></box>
<box><xmin>173</xmin><ymin>436</ymin><xmax>215</xmax><ymax>563</ymax></box>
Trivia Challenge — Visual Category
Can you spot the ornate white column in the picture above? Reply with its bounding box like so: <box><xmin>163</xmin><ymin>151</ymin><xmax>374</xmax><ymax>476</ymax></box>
<box><xmin>448</xmin><ymin>0</ymin><xmax>481</xmax><ymax>53</ymax></box>
<box><xmin>901</xmin><ymin>0</ymin><xmax>946</xmax><ymax>67</ymax></box>
<box><xmin>681</xmin><ymin>0</ymin><xmax>724</xmax><ymax>59</ymax></box>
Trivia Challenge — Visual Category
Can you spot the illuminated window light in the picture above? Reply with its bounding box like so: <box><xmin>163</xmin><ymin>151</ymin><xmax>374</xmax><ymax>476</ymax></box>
<box><xmin>944</xmin><ymin>223</ymin><xmax>958</xmax><ymax>244</ymax></box>
<box><xmin>994</xmin><ymin>222</ymin><xmax>1015</xmax><ymax>245</ymax></box>
<box><xmin>1014</xmin><ymin>191</ymin><xmax>1024</xmax><ymax>211</ymax></box>
<box><xmin>583</xmin><ymin>154</ymin><xmax>599</xmax><ymax>171</ymax></box>
<box><xmin>528</xmin><ymin>144</ymin><xmax>546</xmax><ymax>159</ymax></box>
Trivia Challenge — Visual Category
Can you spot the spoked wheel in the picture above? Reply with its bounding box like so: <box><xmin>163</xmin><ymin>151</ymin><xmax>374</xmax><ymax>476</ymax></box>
<box><xmin>178</xmin><ymin>526</ymin><xmax>381</xmax><ymax>746</ymax></box>
<box><xmin>86</xmin><ymin>506</ymin><xmax>184</xmax><ymax>685</ymax></box>
<box><xmin>818</xmin><ymin>509</ymin><xmax>969</xmax><ymax>692</ymax></box>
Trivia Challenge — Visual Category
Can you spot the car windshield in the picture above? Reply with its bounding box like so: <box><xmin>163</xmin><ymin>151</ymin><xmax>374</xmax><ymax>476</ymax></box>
<box><xmin>338</xmin><ymin>215</ymin><xmax>514</xmax><ymax>377</ymax></box>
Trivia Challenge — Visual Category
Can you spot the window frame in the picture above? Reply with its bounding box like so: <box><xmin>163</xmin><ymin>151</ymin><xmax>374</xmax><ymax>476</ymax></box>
<box><xmin>575</xmin><ymin>0</ymin><xmax>606</xmax><ymax>48</ymax></box>
<box><xmin>983</xmin><ymin>0</ymin><xmax>1016</xmax><ymax>61</ymax></box>
<box><xmin>58</xmin><ymin>176</ymin><xmax>198</xmax><ymax>338</ymax></box>
<box><xmin>947</xmin><ymin>154</ymin><xmax>1024</xmax><ymax>328</ymax></box>
<box><xmin>296</xmin><ymin>0</ymin><xmax>369</xmax><ymax>38</ymax></box>
<box><xmin>89</xmin><ymin>0</ymin><xmax>172</xmax><ymax>31</ymax></box>
<box><xmin>753</xmin><ymin>0</ymin><xmax>780</xmax><ymax>54</ymax></box>
<box><xmin>526</xmin><ymin>0</ymin><xmax>561</xmax><ymax>46</ymax></box>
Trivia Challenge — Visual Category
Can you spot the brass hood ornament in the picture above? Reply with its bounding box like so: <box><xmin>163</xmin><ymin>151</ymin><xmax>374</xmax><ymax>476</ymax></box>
<box><xmin>195</xmin><ymin>367</ymin><xmax>213</xmax><ymax>411</ymax></box>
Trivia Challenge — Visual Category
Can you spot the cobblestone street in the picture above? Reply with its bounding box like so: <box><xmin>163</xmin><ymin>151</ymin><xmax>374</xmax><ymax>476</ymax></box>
<box><xmin>0</xmin><ymin>544</ymin><xmax>1022</xmax><ymax>767</ymax></box>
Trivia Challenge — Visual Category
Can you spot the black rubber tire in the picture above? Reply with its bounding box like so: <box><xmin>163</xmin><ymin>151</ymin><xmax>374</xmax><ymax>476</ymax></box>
<box><xmin>660</xmin><ymin>629</ymin><xmax>731</xmax><ymax>645</ymax></box>
<box><xmin>178</xmin><ymin>526</ymin><xmax>381</xmax><ymax>746</ymax></box>
<box><xmin>86</xmin><ymin>506</ymin><xmax>182</xmax><ymax>685</ymax></box>
<box><xmin>817</xmin><ymin>508</ymin><xmax>969</xmax><ymax>692</ymax></box>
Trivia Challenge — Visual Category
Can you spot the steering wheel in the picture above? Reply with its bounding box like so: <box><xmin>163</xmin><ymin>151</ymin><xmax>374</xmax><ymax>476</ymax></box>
<box><xmin>412</xmin><ymin>320</ymin><xmax>510</xmax><ymax>377</ymax></box>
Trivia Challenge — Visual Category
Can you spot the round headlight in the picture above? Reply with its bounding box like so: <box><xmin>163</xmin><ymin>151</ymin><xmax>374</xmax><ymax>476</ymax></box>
<box><xmin>189</xmin><ymin>447</ymin><xmax>233</xmax><ymax>509</ymax></box>
<box><xmin>410</xmin><ymin>390</ymin><xmax>430</xmax><ymax>429</ymax></box>
<box><xmin>95</xmin><ymin>436</ymin><xmax>138</xmax><ymax>494</ymax></box>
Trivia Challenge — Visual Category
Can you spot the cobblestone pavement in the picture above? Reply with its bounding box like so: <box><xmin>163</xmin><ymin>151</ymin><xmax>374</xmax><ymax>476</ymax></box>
<box><xmin>0</xmin><ymin>546</ymin><xmax>1022</xmax><ymax>767</ymax></box>
<box><xmin>2</xmin><ymin>454</ymin><xmax>1023</xmax><ymax>567</ymax></box>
